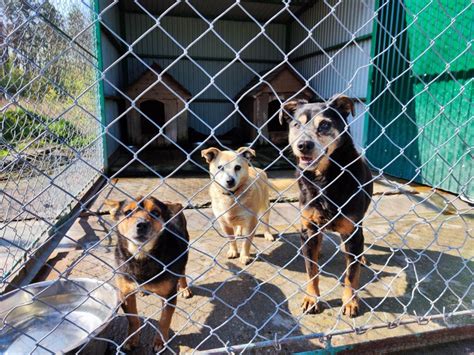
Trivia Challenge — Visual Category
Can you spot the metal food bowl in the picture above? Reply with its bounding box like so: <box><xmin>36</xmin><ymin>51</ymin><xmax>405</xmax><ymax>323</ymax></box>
<box><xmin>0</xmin><ymin>278</ymin><xmax>118</xmax><ymax>354</ymax></box>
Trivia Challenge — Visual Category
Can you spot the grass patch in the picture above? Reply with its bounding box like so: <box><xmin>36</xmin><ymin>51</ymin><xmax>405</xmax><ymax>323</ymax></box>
<box><xmin>2</xmin><ymin>108</ymin><xmax>94</xmax><ymax>152</ymax></box>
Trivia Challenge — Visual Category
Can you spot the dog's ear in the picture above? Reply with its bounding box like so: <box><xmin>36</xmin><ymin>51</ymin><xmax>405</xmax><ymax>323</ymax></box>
<box><xmin>145</xmin><ymin>196</ymin><xmax>169</xmax><ymax>217</ymax></box>
<box><xmin>236</xmin><ymin>147</ymin><xmax>256</xmax><ymax>161</ymax></box>
<box><xmin>329</xmin><ymin>94</ymin><xmax>355</xmax><ymax>118</ymax></box>
<box><xmin>163</xmin><ymin>201</ymin><xmax>184</xmax><ymax>216</ymax></box>
<box><xmin>279</xmin><ymin>99</ymin><xmax>308</xmax><ymax>125</ymax></box>
<box><xmin>201</xmin><ymin>147</ymin><xmax>220</xmax><ymax>163</ymax></box>
<box><xmin>164</xmin><ymin>201</ymin><xmax>187</xmax><ymax>229</ymax></box>
<box><xmin>104</xmin><ymin>199</ymin><xmax>125</xmax><ymax>220</ymax></box>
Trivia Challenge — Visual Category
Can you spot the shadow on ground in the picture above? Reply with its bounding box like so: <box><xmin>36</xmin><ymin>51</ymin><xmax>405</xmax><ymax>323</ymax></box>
<box><xmin>82</xmin><ymin>231</ymin><xmax>472</xmax><ymax>354</ymax></box>
<box><xmin>261</xmin><ymin>232</ymin><xmax>473</xmax><ymax>319</ymax></box>
<box><xmin>85</xmin><ymin>263</ymin><xmax>310</xmax><ymax>354</ymax></box>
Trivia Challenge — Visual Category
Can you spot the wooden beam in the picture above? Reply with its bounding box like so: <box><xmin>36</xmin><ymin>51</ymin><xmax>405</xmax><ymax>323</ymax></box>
<box><xmin>121</xmin><ymin>10</ymin><xmax>290</xmax><ymax>24</ymax></box>
<box><xmin>135</xmin><ymin>53</ymin><xmax>282</xmax><ymax>64</ymax></box>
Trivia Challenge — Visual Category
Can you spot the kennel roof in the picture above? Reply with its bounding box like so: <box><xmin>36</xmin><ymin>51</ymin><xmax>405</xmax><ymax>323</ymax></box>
<box><xmin>235</xmin><ymin>63</ymin><xmax>314</xmax><ymax>99</ymax></box>
<box><xmin>125</xmin><ymin>63</ymin><xmax>192</xmax><ymax>100</ymax></box>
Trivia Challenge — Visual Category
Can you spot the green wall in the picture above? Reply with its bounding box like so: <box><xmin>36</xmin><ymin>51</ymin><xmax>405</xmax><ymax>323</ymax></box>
<box><xmin>366</xmin><ymin>0</ymin><xmax>473</xmax><ymax>198</ymax></box>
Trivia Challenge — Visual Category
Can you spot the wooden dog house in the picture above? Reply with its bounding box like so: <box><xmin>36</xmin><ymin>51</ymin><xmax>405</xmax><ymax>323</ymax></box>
<box><xmin>125</xmin><ymin>63</ymin><xmax>191</xmax><ymax>147</ymax></box>
<box><xmin>237</xmin><ymin>64</ymin><xmax>313</xmax><ymax>145</ymax></box>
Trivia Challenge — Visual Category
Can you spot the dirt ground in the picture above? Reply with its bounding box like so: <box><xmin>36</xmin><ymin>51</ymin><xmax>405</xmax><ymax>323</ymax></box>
<box><xmin>34</xmin><ymin>172</ymin><xmax>473</xmax><ymax>353</ymax></box>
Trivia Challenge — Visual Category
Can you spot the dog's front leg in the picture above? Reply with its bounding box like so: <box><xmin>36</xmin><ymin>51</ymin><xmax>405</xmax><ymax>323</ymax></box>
<box><xmin>341</xmin><ymin>228</ymin><xmax>364</xmax><ymax>318</ymax></box>
<box><xmin>221</xmin><ymin>224</ymin><xmax>239</xmax><ymax>259</ymax></box>
<box><xmin>153</xmin><ymin>295</ymin><xmax>177</xmax><ymax>352</ymax></box>
<box><xmin>178</xmin><ymin>276</ymin><xmax>193</xmax><ymax>298</ymax></box>
<box><xmin>117</xmin><ymin>277</ymin><xmax>141</xmax><ymax>350</ymax></box>
<box><xmin>239</xmin><ymin>220</ymin><xmax>256</xmax><ymax>265</ymax></box>
<box><xmin>300</xmin><ymin>228</ymin><xmax>323</xmax><ymax>314</ymax></box>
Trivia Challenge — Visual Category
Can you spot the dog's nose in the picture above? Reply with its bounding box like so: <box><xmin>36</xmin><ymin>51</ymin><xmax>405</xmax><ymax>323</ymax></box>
<box><xmin>136</xmin><ymin>221</ymin><xmax>150</xmax><ymax>234</ymax></box>
<box><xmin>226</xmin><ymin>177</ymin><xmax>235</xmax><ymax>187</ymax></box>
<box><xmin>297</xmin><ymin>140</ymin><xmax>315</xmax><ymax>153</ymax></box>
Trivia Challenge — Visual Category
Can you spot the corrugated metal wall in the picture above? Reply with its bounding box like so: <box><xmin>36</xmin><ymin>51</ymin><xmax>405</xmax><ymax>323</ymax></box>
<box><xmin>292</xmin><ymin>43</ymin><xmax>372</xmax><ymax>100</ymax></box>
<box><xmin>99</xmin><ymin>0</ymin><xmax>122</xmax><ymax>156</ymax></box>
<box><xmin>100</xmin><ymin>1</ymin><xmax>375</xmax><ymax>151</ymax></box>
<box><xmin>289</xmin><ymin>0</ymin><xmax>375</xmax><ymax>149</ymax></box>
<box><xmin>289</xmin><ymin>0</ymin><xmax>374</xmax><ymax>57</ymax></box>
<box><xmin>125</xmin><ymin>15</ymin><xmax>286</xmax><ymax>60</ymax></box>
<box><xmin>123</xmin><ymin>14</ymin><xmax>285</xmax><ymax>135</ymax></box>
<box><xmin>126</xmin><ymin>58</ymin><xmax>276</xmax><ymax>133</ymax></box>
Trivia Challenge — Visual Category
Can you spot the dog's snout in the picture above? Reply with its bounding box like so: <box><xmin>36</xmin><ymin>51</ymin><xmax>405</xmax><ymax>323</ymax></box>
<box><xmin>136</xmin><ymin>221</ymin><xmax>150</xmax><ymax>234</ymax></box>
<box><xmin>226</xmin><ymin>177</ymin><xmax>235</xmax><ymax>187</ymax></box>
<box><xmin>297</xmin><ymin>140</ymin><xmax>315</xmax><ymax>153</ymax></box>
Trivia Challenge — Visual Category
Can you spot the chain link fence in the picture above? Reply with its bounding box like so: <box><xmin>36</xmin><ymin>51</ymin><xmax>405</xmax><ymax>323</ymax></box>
<box><xmin>1</xmin><ymin>0</ymin><xmax>473</xmax><ymax>353</ymax></box>
<box><xmin>1</xmin><ymin>0</ymin><xmax>103</xmax><ymax>286</ymax></box>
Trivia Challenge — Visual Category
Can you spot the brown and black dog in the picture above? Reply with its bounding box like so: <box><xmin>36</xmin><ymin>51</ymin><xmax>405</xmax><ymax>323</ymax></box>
<box><xmin>280</xmin><ymin>95</ymin><xmax>373</xmax><ymax>317</ymax></box>
<box><xmin>105</xmin><ymin>196</ymin><xmax>193</xmax><ymax>352</ymax></box>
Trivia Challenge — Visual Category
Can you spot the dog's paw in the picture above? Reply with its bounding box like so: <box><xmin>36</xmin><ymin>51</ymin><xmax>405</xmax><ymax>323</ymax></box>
<box><xmin>179</xmin><ymin>287</ymin><xmax>193</xmax><ymax>299</ymax></box>
<box><xmin>123</xmin><ymin>336</ymin><xmax>140</xmax><ymax>352</ymax></box>
<box><xmin>264</xmin><ymin>232</ymin><xmax>275</xmax><ymax>241</ymax></box>
<box><xmin>153</xmin><ymin>339</ymin><xmax>165</xmax><ymax>353</ymax></box>
<box><xmin>342</xmin><ymin>298</ymin><xmax>359</xmax><ymax>318</ymax></box>
<box><xmin>360</xmin><ymin>255</ymin><xmax>368</xmax><ymax>265</ymax></box>
<box><xmin>239</xmin><ymin>255</ymin><xmax>253</xmax><ymax>265</ymax></box>
<box><xmin>301</xmin><ymin>296</ymin><xmax>322</xmax><ymax>314</ymax></box>
<box><xmin>226</xmin><ymin>249</ymin><xmax>239</xmax><ymax>259</ymax></box>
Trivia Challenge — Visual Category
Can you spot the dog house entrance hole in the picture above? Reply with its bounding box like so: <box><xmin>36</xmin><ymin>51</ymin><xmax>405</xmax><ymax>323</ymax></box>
<box><xmin>140</xmin><ymin>100</ymin><xmax>165</xmax><ymax>141</ymax></box>
<box><xmin>268</xmin><ymin>99</ymin><xmax>287</xmax><ymax>145</ymax></box>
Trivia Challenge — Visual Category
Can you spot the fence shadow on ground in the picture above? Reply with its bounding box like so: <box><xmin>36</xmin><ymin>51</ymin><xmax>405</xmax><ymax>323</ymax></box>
<box><xmin>76</xmin><ymin>229</ymin><xmax>473</xmax><ymax>353</ymax></box>
<box><xmin>365</xmin><ymin>244</ymin><xmax>473</xmax><ymax>322</ymax></box>
<box><xmin>174</xmin><ymin>263</ymin><xmax>310</xmax><ymax>353</ymax></box>
<box><xmin>86</xmin><ymin>263</ymin><xmax>309</xmax><ymax>354</ymax></box>
<box><xmin>261</xmin><ymin>232</ymin><xmax>472</xmax><ymax>320</ymax></box>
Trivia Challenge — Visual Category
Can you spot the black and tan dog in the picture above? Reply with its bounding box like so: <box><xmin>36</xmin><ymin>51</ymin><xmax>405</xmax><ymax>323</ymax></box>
<box><xmin>105</xmin><ymin>196</ymin><xmax>193</xmax><ymax>351</ymax></box>
<box><xmin>280</xmin><ymin>95</ymin><xmax>373</xmax><ymax>317</ymax></box>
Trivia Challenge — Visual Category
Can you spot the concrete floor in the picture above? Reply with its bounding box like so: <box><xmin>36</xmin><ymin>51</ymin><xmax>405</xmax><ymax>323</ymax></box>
<box><xmin>35</xmin><ymin>173</ymin><xmax>473</xmax><ymax>353</ymax></box>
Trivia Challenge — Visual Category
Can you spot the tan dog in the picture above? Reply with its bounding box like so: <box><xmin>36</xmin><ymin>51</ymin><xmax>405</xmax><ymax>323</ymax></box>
<box><xmin>201</xmin><ymin>147</ymin><xmax>274</xmax><ymax>265</ymax></box>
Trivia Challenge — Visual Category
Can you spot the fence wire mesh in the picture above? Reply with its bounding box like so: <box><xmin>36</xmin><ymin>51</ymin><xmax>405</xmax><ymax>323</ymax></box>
<box><xmin>1</xmin><ymin>0</ymin><xmax>473</xmax><ymax>353</ymax></box>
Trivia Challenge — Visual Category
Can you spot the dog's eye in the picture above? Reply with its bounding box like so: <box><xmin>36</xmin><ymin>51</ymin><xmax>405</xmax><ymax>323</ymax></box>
<box><xmin>217</xmin><ymin>165</ymin><xmax>223</xmax><ymax>170</ymax></box>
<box><xmin>150</xmin><ymin>209</ymin><xmax>161</xmax><ymax>218</ymax></box>
<box><xmin>318</xmin><ymin>121</ymin><xmax>331</xmax><ymax>133</ymax></box>
<box><xmin>123</xmin><ymin>209</ymin><xmax>133</xmax><ymax>216</ymax></box>
<box><xmin>291</xmin><ymin>121</ymin><xmax>300</xmax><ymax>128</ymax></box>
<box><xmin>235</xmin><ymin>165</ymin><xmax>241</xmax><ymax>172</ymax></box>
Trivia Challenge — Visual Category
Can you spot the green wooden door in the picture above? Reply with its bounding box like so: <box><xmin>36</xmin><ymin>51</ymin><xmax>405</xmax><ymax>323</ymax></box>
<box><xmin>366</xmin><ymin>0</ymin><xmax>473</xmax><ymax>198</ymax></box>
